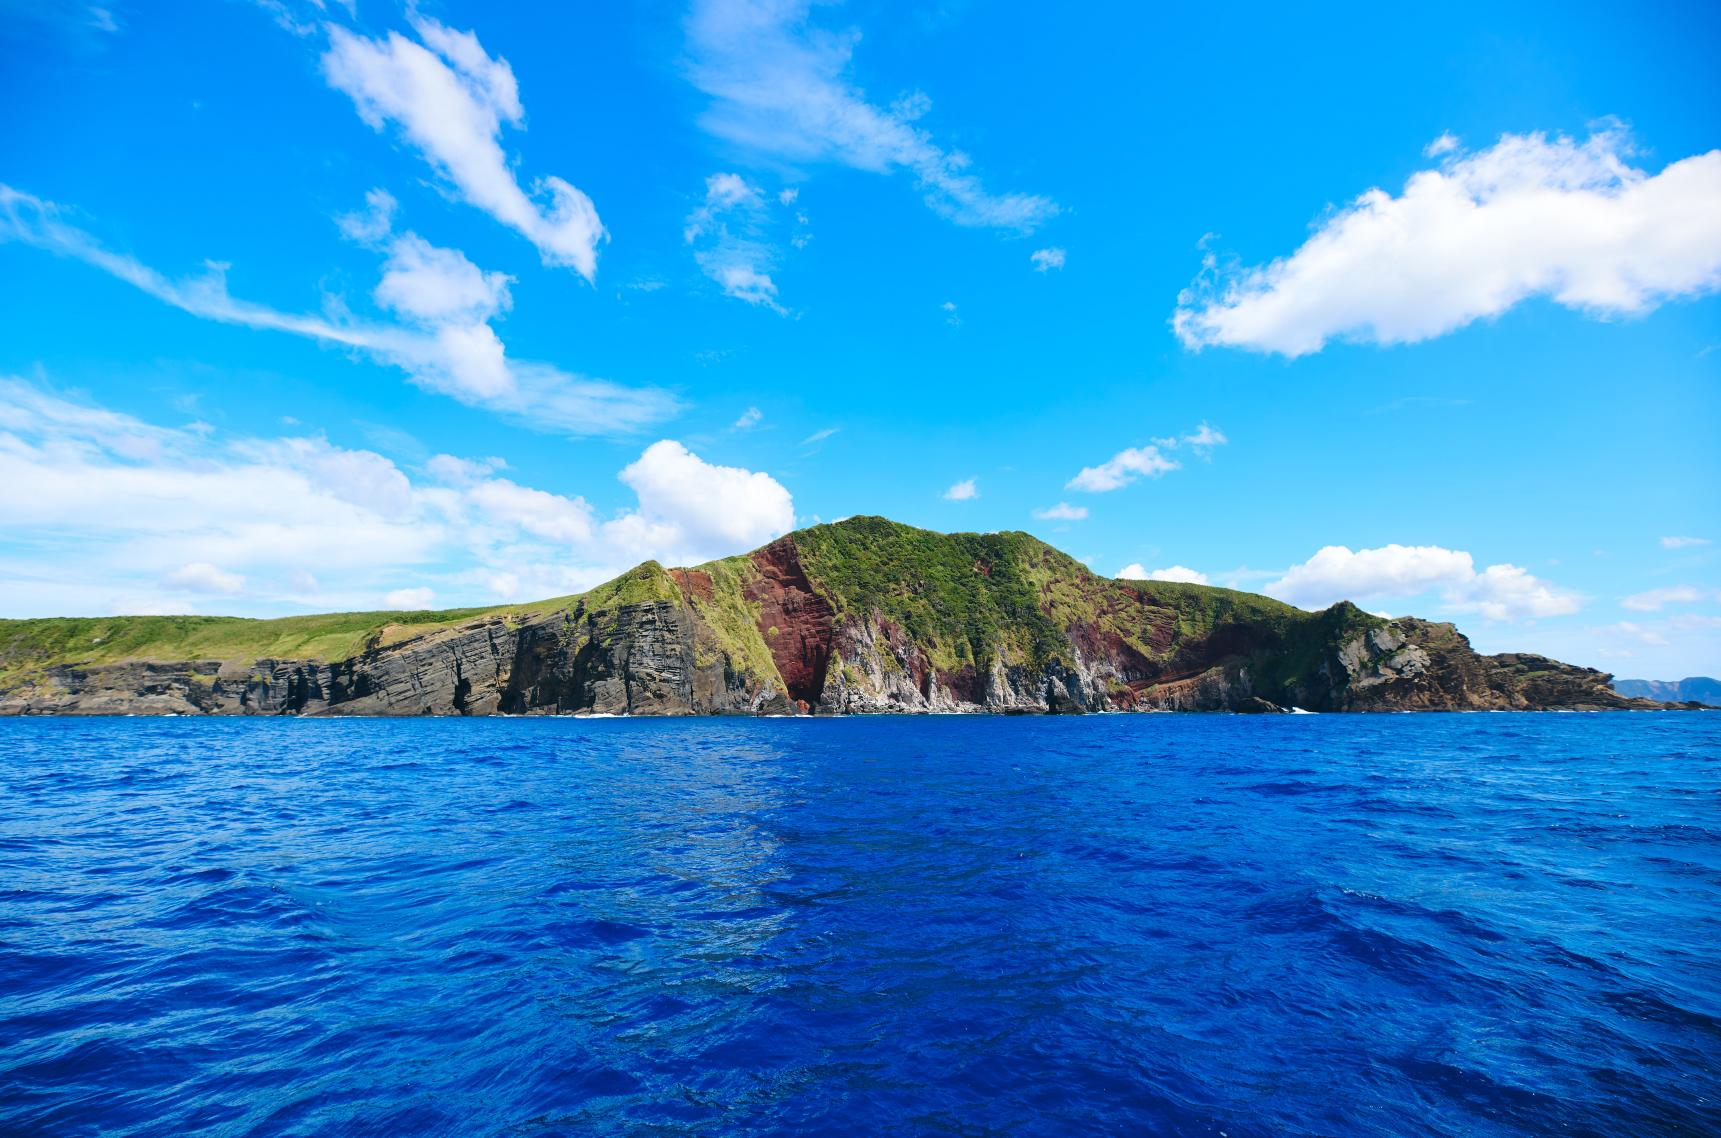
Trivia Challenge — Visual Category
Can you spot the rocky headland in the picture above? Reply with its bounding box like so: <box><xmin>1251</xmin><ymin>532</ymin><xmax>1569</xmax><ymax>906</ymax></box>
<box><xmin>0</xmin><ymin>517</ymin><xmax>1684</xmax><ymax>716</ymax></box>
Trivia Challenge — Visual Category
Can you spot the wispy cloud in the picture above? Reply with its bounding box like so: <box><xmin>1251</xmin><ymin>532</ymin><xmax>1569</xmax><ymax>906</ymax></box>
<box><xmin>1620</xmin><ymin>585</ymin><xmax>1717</xmax><ymax>612</ymax></box>
<box><xmin>683</xmin><ymin>0</ymin><xmax>1056</xmax><ymax>232</ymax></box>
<box><xmin>1175</xmin><ymin>127</ymin><xmax>1721</xmax><ymax>356</ymax></box>
<box><xmin>320</xmin><ymin>15</ymin><xmax>607</xmax><ymax>278</ymax></box>
<box><xmin>1068</xmin><ymin>422</ymin><xmax>1227</xmax><ymax>492</ymax></box>
<box><xmin>800</xmin><ymin>426</ymin><xmax>840</xmax><ymax>448</ymax></box>
<box><xmin>1661</xmin><ymin>535</ymin><xmax>1711</xmax><ymax>549</ymax></box>
<box><xmin>684</xmin><ymin>172</ymin><xmax>788</xmax><ymax>311</ymax></box>
<box><xmin>1033</xmin><ymin>502</ymin><xmax>1087</xmax><ymax>521</ymax></box>
<box><xmin>0</xmin><ymin>185</ymin><xmax>676</xmax><ymax>435</ymax></box>
<box><xmin>943</xmin><ymin>477</ymin><xmax>978</xmax><ymax>502</ymax></box>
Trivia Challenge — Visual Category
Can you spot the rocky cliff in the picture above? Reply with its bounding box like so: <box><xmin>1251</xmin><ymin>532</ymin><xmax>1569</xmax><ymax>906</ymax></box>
<box><xmin>0</xmin><ymin>517</ymin><xmax>1680</xmax><ymax>716</ymax></box>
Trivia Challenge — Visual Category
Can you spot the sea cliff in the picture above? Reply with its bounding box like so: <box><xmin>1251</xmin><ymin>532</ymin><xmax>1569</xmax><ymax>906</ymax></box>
<box><xmin>0</xmin><ymin>517</ymin><xmax>1675</xmax><ymax>716</ymax></box>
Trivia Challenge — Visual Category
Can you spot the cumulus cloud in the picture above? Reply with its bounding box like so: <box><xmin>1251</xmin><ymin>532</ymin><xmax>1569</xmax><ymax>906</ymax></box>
<box><xmin>0</xmin><ymin>185</ymin><xmax>676</xmax><ymax>434</ymax></box>
<box><xmin>1620</xmin><ymin>585</ymin><xmax>1715</xmax><ymax>612</ymax></box>
<box><xmin>1266</xmin><ymin>543</ymin><xmax>1580</xmax><ymax>621</ymax></box>
<box><xmin>943</xmin><ymin>478</ymin><xmax>978</xmax><ymax>502</ymax></box>
<box><xmin>0</xmin><ymin>377</ymin><xmax>789</xmax><ymax>617</ymax></box>
<box><xmin>1661</xmin><ymin>535</ymin><xmax>1711</xmax><ymax>549</ymax></box>
<box><xmin>321</xmin><ymin>16</ymin><xmax>606</xmax><ymax>278</ymax></box>
<box><xmin>684</xmin><ymin>172</ymin><xmax>787</xmax><ymax>311</ymax></box>
<box><xmin>1033</xmin><ymin>502</ymin><xmax>1087</xmax><ymax>521</ymax></box>
<box><xmin>683</xmin><ymin>0</ymin><xmax>1055</xmax><ymax>231</ymax></box>
<box><xmin>603</xmin><ymin>440</ymin><xmax>796</xmax><ymax>565</ymax></box>
<box><xmin>1117</xmin><ymin>564</ymin><xmax>1209</xmax><ymax>584</ymax></box>
<box><xmin>1174</xmin><ymin>127</ymin><xmax>1721</xmax><ymax>356</ymax></box>
<box><xmin>1030</xmin><ymin>247</ymin><xmax>1066</xmax><ymax>272</ymax></box>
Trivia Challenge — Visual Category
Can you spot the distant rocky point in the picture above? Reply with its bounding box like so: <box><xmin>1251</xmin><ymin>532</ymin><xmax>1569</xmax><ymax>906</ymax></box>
<box><xmin>0</xmin><ymin>517</ymin><xmax>1696</xmax><ymax>717</ymax></box>
<box><xmin>1611</xmin><ymin>676</ymin><xmax>1719</xmax><ymax>707</ymax></box>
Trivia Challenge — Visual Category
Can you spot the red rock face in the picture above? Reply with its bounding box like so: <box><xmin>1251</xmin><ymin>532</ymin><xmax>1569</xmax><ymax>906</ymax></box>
<box><xmin>745</xmin><ymin>539</ymin><xmax>835</xmax><ymax>706</ymax></box>
<box><xmin>668</xmin><ymin>568</ymin><xmax>714</xmax><ymax>602</ymax></box>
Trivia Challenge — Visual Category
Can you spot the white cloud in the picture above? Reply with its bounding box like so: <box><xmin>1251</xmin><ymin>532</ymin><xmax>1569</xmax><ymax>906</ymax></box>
<box><xmin>1424</xmin><ymin>131</ymin><xmax>1460</xmax><ymax>158</ymax></box>
<box><xmin>321</xmin><ymin>16</ymin><xmax>606</xmax><ymax>278</ymax></box>
<box><xmin>1174</xmin><ymin>127</ymin><xmax>1721</xmax><ymax>356</ymax></box>
<box><xmin>943</xmin><ymin>478</ymin><xmax>978</xmax><ymax>502</ymax></box>
<box><xmin>801</xmin><ymin>426</ymin><xmax>840</xmax><ymax>447</ymax></box>
<box><xmin>1621</xmin><ymin>585</ymin><xmax>1714</xmax><ymax>612</ymax></box>
<box><xmin>1030</xmin><ymin>247</ymin><xmax>1066</xmax><ymax>272</ymax></box>
<box><xmin>1149</xmin><ymin>565</ymin><xmax>1209</xmax><ymax>585</ymax></box>
<box><xmin>684</xmin><ymin>0</ymin><xmax>1055</xmax><ymax>231</ymax></box>
<box><xmin>336</xmin><ymin>187</ymin><xmax>397</xmax><ymax>243</ymax></box>
<box><xmin>1033</xmin><ymin>502</ymin><xmax>1087</xmax><ymax>521</ymax></box>
<box><xmin>0</xmin><ymin>377</ymin><xmax>790</xmax><ymax>618</ymax></box>
<box><xmin>1182</xmin><ymin>422</ymin><xmax>1227</xmax><ymax>452</ymax></box>
<box><xmin>1068</xmin><ymin>445</ymin><xmax>1179</xmax><ymax>492</ymax></box>
<box><xmin>0</xmin><ymin>185</ymin><xmax>676</xmax><ymax>435</ymax></box>
<box><xmin>684</xmin><ymin>172</ymin><xmax>786</xmax><ymax>311</ymax></box>
<box><xmin>1661</xmin><ymin>535</ymin><xmax>1711</xmax><ymax>549</ymax></box>
<box><xmin>1066</xmin><ymin>423</ymin><xmax>1226</xmax><ymax>492</ymax></box>
<box><xmin>1117</xmin><ymin>564</ymin><xmax>1209</xmax><ymax>584</ymax></box>
<box><xmin>435</xmin><ymin>466</ymin><xmax>597</xmax><ymax>545</ymax></box>
<box><xmin>165</xmin><ymin>562</ymin><xmax>245</xmax><ymax>596</ymax></box>
<box><xmin>603</xmin><ymin>440</ymin><xmax>795</xmax><ymax>565</ymax></box>
<box><xmin>733</xmin><ymin>406</ymin><xmax>763</xmax><ymax>429</ymax></box>
<box><xmin>1606</xmin><ymin>620</ymin><xmax>1669</xmax><ymax>647</ymax></box>
<box><xmin>1266</xmin><ymin>543</ymin><xmax>1580</xmax><ymax>621</ymax></box>
<box><xmin>1443</xmin><ymin>563</ymin><xmax>1582</xmax><ymax>622</ymax></box>
<box><xmin>375</xmin><ymin>233</ymin><xmax>512</xmax><ymax>324</ymax></box>
<box><xmin>383</xmin><ymin>587</ymin><xmax>436</xmax><ymax>610</ymax></box>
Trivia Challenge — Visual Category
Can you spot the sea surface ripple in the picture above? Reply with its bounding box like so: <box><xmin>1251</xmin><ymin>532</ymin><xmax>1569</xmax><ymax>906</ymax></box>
<box><xmin>1</xmin><ymin>713</ymin><xmax>1717</xmax><ymax>1136</ymax></box>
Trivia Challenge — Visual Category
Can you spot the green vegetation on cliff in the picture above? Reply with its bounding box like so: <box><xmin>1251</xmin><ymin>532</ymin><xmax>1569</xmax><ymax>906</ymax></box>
<box><xmin>787</xmin><ymin>516</ymin><xmax>1375</xmax><ymax>679</ymax></box>
<box><xmin>0</xmin><ymin>598</ymin><xmax>582</xmax><ymax>688</ymax></box>
<box><xmin>792</xmin><ymin>517</ymin><xmax>1075</xmax><ymax>671</ymax></box>
<box><xmin>682</xmin><ymin>555</ymin><xmax>782</xmax><ymax>684</ymax></box>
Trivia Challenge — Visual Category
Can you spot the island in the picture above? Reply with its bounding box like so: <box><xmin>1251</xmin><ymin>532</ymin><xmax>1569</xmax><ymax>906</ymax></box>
<box><xmin>0</xmin><ymin>517</ymin><xmax>1691</xmax><ymax>716</ymax></box>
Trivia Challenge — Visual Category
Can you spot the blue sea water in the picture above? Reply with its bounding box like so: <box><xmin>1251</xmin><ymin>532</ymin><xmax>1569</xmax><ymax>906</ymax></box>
<box><xmin>1</xmin><ymin>714</ymin><xmax>1717</xmax><ymax>1137</ymax></box>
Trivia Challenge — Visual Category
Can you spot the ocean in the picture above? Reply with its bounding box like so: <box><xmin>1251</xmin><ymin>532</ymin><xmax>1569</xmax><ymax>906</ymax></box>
<box><xmin>1</xmin><ymin>714</ymin><xmax>1716</xmax><ymax>1136</ymax></box>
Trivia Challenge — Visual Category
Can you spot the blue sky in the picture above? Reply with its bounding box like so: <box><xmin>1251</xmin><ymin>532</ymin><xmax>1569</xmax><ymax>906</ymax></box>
<box><xmin>1</xmin><ymin>0</ymin><xmax>1717</xmax><ymax>679</ymax></box>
